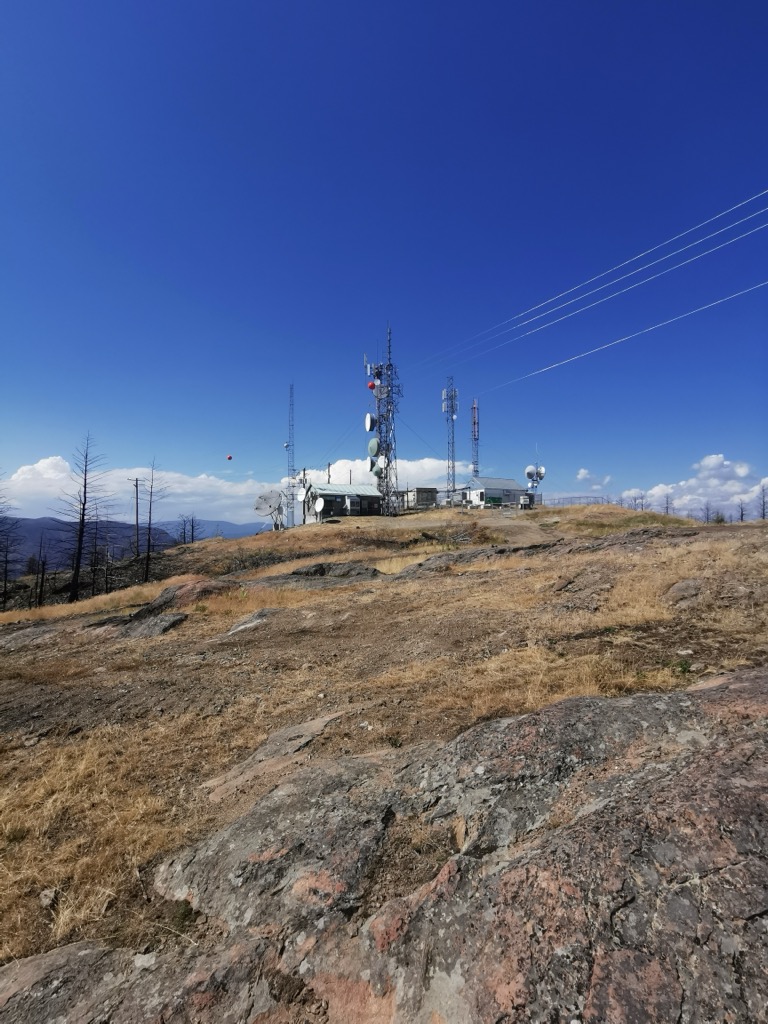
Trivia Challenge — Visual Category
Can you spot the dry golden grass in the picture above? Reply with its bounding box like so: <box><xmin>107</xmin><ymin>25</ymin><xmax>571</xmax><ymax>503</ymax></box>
<box><xmin>1</xmin><ymin>511</ymin><xmax>764</xmax><ymax>963</ymax></box>
<box><xmin>527</xmin><ymin>503</ymin><xmax>697</xmax><ymax>534</ymax></box>
<box><xmin>188</xmin><ymin>584</ymin><xmax>321</xmax><ymax>618</ymax></box>
<box><xmin>0</xmin><ymin>704</ymin><xmax>271</xmax><ymax>962</ymax></box>
<box><xmin>0</xmin><ymin>575</ymin><xmax>203</xmax><ymax>626</ymax></box>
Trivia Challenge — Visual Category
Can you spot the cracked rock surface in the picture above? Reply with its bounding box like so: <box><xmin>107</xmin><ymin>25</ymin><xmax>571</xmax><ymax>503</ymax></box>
<box><xmin>1</xmin><ymin>668</ymin><xmax>766</xmax><ymax>1023</ymax></box>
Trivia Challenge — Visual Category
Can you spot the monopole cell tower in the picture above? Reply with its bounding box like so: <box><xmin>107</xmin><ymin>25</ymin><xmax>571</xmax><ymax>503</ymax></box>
<box><xmin>364</xmin><ymin>325</ymin><xmax>401</xmax><ymax>515</ymax></box>
<box><xmin>442</xmin><ymin>376</ymin><xmax>459</xmax><ymax>504</ymax></box>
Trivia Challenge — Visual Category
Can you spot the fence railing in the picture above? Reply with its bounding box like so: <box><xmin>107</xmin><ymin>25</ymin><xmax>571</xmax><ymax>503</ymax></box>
<box><xmin>541</xmin><ymin>496</ymin><xmax>613</xmax><ymax>507</ymax></box>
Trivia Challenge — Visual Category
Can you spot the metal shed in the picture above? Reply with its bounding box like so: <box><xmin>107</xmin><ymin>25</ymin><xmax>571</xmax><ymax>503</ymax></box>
<box><xmin>303</xmin><ymin>483</ymin><xmax>382</xmax><ymax>523</ymax></box>
<box><xmin>400</xmin><ymin>487</ymin><xmax>438</xmax><ymax>510</ymax></box>
<box><xmin>461</xmin><ymin>476</ymin><xmax>539</xmax><ymax>508</ymax></box>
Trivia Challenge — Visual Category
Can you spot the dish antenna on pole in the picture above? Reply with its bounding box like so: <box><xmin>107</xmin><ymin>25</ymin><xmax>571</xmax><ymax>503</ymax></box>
<box><xmin>525</xmin><ymin>463</ymin><xmax>546</xmax><ymax>495</ymax></box>
<box><xmin>254</xmin><ymin>490</ymin><xmax>286</xmax><ymax>530</ymax></box>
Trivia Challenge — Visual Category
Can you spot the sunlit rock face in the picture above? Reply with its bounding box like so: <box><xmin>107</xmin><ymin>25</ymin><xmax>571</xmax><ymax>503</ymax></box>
<box><xmin>2</xmin><ymin>667</ymin><xmax>767</xmax><ymax>1024</ymax></box>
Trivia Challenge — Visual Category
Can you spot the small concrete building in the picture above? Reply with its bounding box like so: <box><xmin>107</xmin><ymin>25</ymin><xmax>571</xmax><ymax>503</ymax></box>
<box><xmin>400</xmin><ymin>487</ymin><xmax>438</xmax><ymax>511</ymax></box>
<box><xmin>303</xmin><ymin>483</ymin><xmax>382</xmax><ymax>523</ymax></box>
<box><xmin>461</xmin><ymin>476</ymin><xmax>539</xmax><ymax>508</ymax></box>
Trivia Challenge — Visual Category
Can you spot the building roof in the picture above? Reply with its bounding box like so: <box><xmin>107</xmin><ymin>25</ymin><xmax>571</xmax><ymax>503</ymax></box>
<box><xmin>307</xmin><ymin>483</ymin><xmax>382</xmax><ymax>498</ymax></box>
<box><xmin>466</xmin><ymin>476</ymin><xmax>527</xmax><ymax>490</ymax></box>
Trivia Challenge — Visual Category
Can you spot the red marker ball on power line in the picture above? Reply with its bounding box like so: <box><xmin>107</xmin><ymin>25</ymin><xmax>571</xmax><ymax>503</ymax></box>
<box><xmin>367</xmin><ymin>381</ymin><xmax>376</xmax><ymax>390</ymax></box>
<box><xmin>227</xmin><ymin>454</ymin><xmax>233</xmax><ymax>460</ymax></box>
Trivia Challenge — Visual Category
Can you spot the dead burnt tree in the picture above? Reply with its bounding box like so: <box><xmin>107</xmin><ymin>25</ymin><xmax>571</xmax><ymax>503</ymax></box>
<box><xmin>176</xmin><ymin>513</ymin><xmax>205</xmax><ymax>546</ymax></box>
<box><xmin>189</xmin><ymin>513</ymin><xmax>205</xmax><ymax>543</ymax></box>
<box><xmin>176</xmin><ymin>513</ymin><xmax>189</xmax><ymax>545</ymax></box>
<box><xmin>34</xmin><ymin>533</ymin><xmax>49</xmax><ymax>607</ymax></box>
<box><xmin>142</xmin><ymin>461</ymin><xmax>167</xmax><ymax>583</ymax></box>
<box><xmin>58</xmin><ymin>434</ymin><xmax>110</xmax><ymax>603</ymax></box>
<box><xmin>0</xmin><ymin>480</ymin><xmax>22</xmax><ymax>610</ymax></box>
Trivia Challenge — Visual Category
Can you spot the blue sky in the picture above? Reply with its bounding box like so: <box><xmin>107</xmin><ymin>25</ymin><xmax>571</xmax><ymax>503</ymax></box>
<box><xmin>2</xmin><ymin>1</ymin><xmax>766</xmax><ymax>521</ymax></box>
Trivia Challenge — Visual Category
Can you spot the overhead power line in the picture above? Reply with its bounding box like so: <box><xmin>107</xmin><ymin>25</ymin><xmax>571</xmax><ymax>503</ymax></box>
<box><xmin>416</xmin><ymin>185</ymin><xmax>768</xmax><ymax>367</ymax></box>
<box><xmin>432</xmin><ymin>204</ymin><xmax>768</xmax><ymax>367</ymax></box>
<box><xmin>479</xmin><ymin>278</ymin><xmax>768</xmax><ymax>395</ymax></box>
<box><xmin>452</xmin><ymin>219</ymin><xmax>768</xmax><ymax>368</ymax></box>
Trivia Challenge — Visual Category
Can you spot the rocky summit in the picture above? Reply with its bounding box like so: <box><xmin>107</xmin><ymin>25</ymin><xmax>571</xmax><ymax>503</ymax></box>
<box><xmin>2</xmin><ymin>666</ymin><xmax>766</xmax><ymax>1024</ymax></box>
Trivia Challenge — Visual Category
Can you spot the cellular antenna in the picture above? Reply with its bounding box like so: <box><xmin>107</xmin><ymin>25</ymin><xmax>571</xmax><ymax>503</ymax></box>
<box><xmin>442</xmin><ymin>376</ymin><xmax>459</xmax><ymax>504</ymax></box>
<box><xmin>471</xmin><ymin>398</ymin><xmax>479</xmax><ymax>477</ymax></box>
<box><xmin>364</xmin><ymin>324</ymin><xmax>401</xmax><ymax>515</ymax></box>
<box><xmin>285</xmin><ymin>382</ymin><xmax>296</xmax><ymax>528</ymax></box>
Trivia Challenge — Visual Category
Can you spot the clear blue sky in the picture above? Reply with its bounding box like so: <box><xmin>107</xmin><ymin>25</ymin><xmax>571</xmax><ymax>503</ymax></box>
<box><xmin>1</xmin><ymin>1</ymin><xmax>766</xmax><ymax>518</ymax></box>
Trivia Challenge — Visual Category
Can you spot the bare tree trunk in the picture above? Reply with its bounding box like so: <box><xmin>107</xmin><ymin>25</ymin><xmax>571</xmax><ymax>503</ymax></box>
<box><xmin>142</xmin><ymin>461</ymin><xmax>165</xmax><ymax>583</ymax></box>
<box><xmin>62</xmin><ymin>434</ymin><xmax>108</xmax><ymax>604</ymax></box>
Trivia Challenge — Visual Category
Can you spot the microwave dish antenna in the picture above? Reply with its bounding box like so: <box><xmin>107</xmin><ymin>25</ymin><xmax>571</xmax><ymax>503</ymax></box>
<box><xmin>254</xmin><ymin>490</ymin><xmax>286</xmax><ymax>530</ymax></box>
<box><xmin>525</xmin><ymin>462</ymin><xmax>546</xmax><ymax>495</ymax></box>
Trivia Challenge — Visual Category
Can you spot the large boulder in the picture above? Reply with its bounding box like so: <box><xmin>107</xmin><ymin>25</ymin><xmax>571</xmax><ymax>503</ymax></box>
<box><xmin>2</xmin><ymin>669</ymin><xmax>766</xmax><ymax>1023</ymax></box>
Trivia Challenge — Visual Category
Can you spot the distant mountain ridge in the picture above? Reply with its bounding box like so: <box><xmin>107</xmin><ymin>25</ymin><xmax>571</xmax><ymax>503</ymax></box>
<box><xmin>155</xmin><ymin>520</ymin><xmax>269</xmax><ymax>541</ymax></box>
<box><xmin>3</xmin><ymin>517</ymin><xmax>270</xmax><ymax>579</ymax></box>
<box><xmin>3</xmin><ymin>517</ymin><xmax>175</xmax><ymax>578</ymax></box>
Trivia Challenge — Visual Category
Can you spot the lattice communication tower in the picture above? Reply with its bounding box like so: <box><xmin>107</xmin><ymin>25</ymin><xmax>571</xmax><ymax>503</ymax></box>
<box><xmin>364</xmin><ymin>325</ymin><xmax>401</xmax><ymax>515</ymax></box>
<box><xmin>442</xmin><ymin>376</ymin><xmax>459</xmax><ymax>503</ymax></box>
<box><xmin>471</xmin><ymin>398</ymin><xmax>479</xmax><ymax>477</ymax></box>
<box><xmin>284</xmin><ymin>383</ymin><xmax>296</xmax><ymax>528</ymax></box>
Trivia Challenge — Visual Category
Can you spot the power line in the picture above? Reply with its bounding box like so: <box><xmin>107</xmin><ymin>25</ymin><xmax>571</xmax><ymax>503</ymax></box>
<box><xmin>479</xmin><ymin>279</ymin><xmax>768</xmax><ymax>395</ymax></box>
<box><xmin>452</xmin><ymin>219</ymin><xmax>768</xmax><ymax>369</ymax></box>
<box><xmin>418</xmin><ymin>185</ymin><xmax>768</xmax><ymax>365</ymax></box>
<box><xmin>398</xmin><ymin>416</ymin><xmax>444</xmax><ymax>460</ymax></box>
<box><xmin>425</xmin><ymin>204</ymin><xmax>768</xmax><ymax>368</ymax></box>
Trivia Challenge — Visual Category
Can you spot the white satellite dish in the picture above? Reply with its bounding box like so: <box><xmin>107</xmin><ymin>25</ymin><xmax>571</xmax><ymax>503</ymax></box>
<box><xmin>538</xmin><ymin>466</ymin><xmax>546</xmax><ymax>478</ymax></box>
<box><xmin>314</xmin><ymin>497</ymin><xmax>325</xmax><ymax>512</ymax></box>
<box><xmin>525</xmin><ymin>465</ymin><xmax>537</xmax><ymax>480</ymax></box>
<box><xmin>365</xmin><ymin>413</ymin><xmax>377</xmax><ymax>432</ymax></box>
<box><xmin>254</xmin><ymin>490</ymin><xmax>282</xmax><ymax>515</ymax></box>
<box><xmin>254</xmin><ymin>489</ymin><xmax>287</xmax><ymax>530</ymax></box>
<box><xmin>368</xmin><ymin>437</ymin><xmax>380</xmax><ymax>457</ymax></box>
<box><xmin>296</xmin><ymin>488</ymin><xmax>306</xmax><ymax>503</ymax></box>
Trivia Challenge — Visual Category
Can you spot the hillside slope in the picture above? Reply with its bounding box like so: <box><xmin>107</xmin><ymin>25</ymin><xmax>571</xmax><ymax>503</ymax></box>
<box><xmin>1</xmin><ymin>506</ymin><xmax>766</xmax><ymax>1019</ymax></box>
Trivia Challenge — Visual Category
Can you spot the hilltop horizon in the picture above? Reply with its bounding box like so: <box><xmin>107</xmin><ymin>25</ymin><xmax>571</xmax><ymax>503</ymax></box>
<box><xmin>3</xmin><ymin>449</ymin><xmax>766</xmax><ymax>524</ymax></box>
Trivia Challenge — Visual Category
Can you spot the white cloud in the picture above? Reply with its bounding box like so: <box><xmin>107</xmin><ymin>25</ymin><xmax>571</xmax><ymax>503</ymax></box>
<box><xmin>5</xmin><ymin>455</ymin><xmax>462</xmax><ymax>522</ymax></box>
<box><xmin>576</xmin><ymin>467</ymin><xmax>612</xmax><ymax>488</ymax></box>
<box><xmin>625</xmin><ymin>454</ymin><xmax>766</xmax><ymax>517</ymax></box>
<box><xmin>5</xmin><ymin>458</ymin><xmax>274</xmax><ymax>522</ymax></box>
<box><xmin>297</xmin><ymin>457</ymin><xmax>465</xmax><ymax>491</ymax></box>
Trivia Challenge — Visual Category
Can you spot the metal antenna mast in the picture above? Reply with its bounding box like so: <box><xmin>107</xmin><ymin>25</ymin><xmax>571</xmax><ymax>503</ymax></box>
<box><xmin>442</xmin><ymin>376</ymin><xmax>458</xmax><ymax>504</ymax></box>
<box><xmin>471</xmin><ymin>398</ymin><xmax>480</xmax><ymax>477</ymax></box>
<box><xmin>285</xmin><ymin>383</ymin><xmax>296</xmax><ymax>528</ymax></box>
<box><xmin>364</xmin><ymin>324</ymin><xmax>401</xmax><ymax>515</ymax></box>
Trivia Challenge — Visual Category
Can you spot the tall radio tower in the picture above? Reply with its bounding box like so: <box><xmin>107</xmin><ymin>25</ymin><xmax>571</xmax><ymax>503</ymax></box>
<box><xmin>364</xmin><ymin>325</ymin><xmax>401</xmax><ymax>515</ymax></box>
<box><xmin>442</xmin><ymin>376</ymin><xmax>459</xmax><ymax>504</ymax></box>
<box><xmin>471</xmin><ymin>397</ymin><xmax>480</xmax><ymax>477</ymax></box>
<box><xmin>285</xmin><ymin>383</ymin><xmax>296</xmax><ymax>528</ymax></box>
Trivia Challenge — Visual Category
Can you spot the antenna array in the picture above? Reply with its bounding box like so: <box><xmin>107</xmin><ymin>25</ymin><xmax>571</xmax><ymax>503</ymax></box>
<box><xmin>364</xmin><ymin>325</ymin><xmax>401</xmax><ymax>515</ymax></box>
<box><xmin>442</xmin><ymin>376</ymin><xmax>459</xmax><ymax>503</ymax></box>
